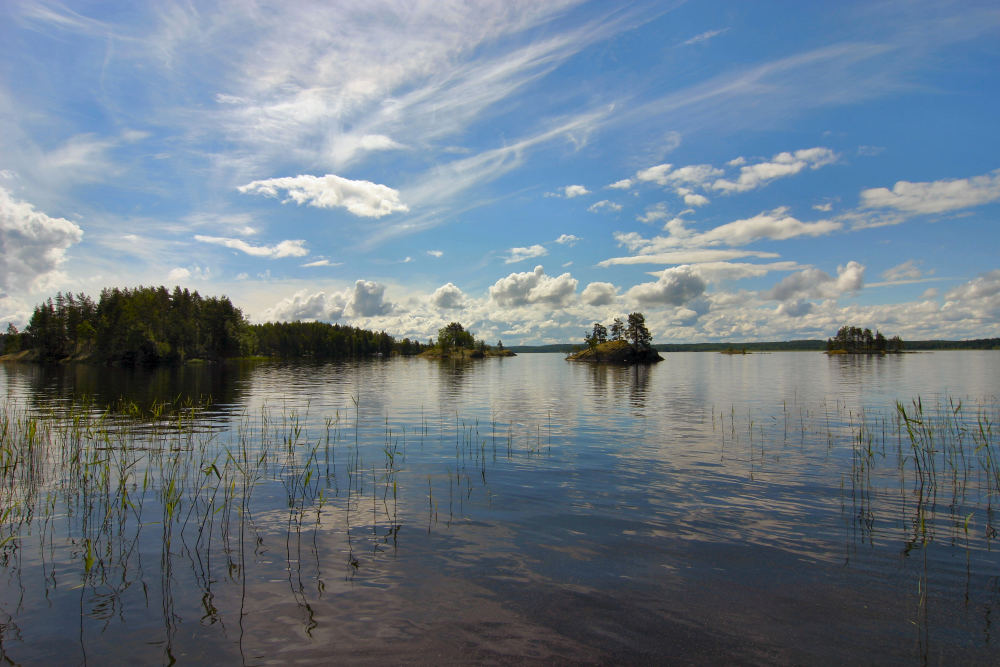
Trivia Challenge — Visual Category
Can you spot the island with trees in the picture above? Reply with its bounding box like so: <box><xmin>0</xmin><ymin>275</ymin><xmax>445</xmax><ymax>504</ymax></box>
<box><xmin>566</xmin><ymin>312</ymin><xmax>663</xmax><ymax>364</ymax></box>
<box><xmin>826</xmin><ymin>325</ymin><xmax>905</xmax><ymax>355</ymax></box>
<box><xmin>419</xmin><ymin>322</ymin><xmax>515</xmax><ymax>360</ymax></box>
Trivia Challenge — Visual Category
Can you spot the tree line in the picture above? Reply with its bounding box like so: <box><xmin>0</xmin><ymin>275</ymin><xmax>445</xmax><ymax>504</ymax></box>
<box><xmin>1</xmin><ymin>286</ymin><xmax>427</xmax><ymax>365</ymax></box>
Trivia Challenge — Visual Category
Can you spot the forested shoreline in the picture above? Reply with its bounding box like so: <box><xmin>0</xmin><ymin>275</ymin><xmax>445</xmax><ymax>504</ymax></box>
<box><xmin>2</xmin><ymin>287</ymin><xmax>997</xmax><ymax>365</ymax></box>
<box><xmin>0</xmin><ymin>286</ymin><xmax>426</xmax><ymax>365</ymax></box>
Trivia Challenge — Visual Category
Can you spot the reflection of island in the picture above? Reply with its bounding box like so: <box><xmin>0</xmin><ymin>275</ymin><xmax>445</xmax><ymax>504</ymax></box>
<box><xmin>567</xmin><ymin>313</ymin><xmax>663</xmax><ymax>364</ymax></box>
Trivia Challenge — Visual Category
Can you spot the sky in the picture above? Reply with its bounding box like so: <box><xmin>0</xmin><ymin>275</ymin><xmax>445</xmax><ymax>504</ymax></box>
<box><xmin>2</xmin><ymin>0</ymin><xmax>999</xmax><ymax>345</ymax></box>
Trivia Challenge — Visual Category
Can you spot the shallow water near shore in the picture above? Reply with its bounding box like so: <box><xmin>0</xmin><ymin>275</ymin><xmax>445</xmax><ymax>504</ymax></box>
<box><xmin>2</xmin><ymin>351</ymin><xmax>999</xmax><ymax>664</ymax></box>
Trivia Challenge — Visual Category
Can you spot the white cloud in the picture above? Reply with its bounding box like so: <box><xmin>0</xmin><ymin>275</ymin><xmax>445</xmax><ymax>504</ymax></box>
<box><xmin>0</xmin><ymin>187</ymin><xmax>83</xmax><ymax>294</ymax></box>
<box><xmin>608</xmin><ymin>178</ymin><xmax>633</xmax><ymax>190</ymax></box>
<box><xmin>263</xmin><ymin>289</ymin><xmax>349</xmax><ymax>322</ymax></box>
<box><xmin>599</xmin><ymin>248</ymin><xmax>780</xmax><ymax>267</ymax></box>
<box><xmin>712</xmin><ymin>147</ymin><xmax>838</xmax><ymax>193</ymax></box>
<box><xmin>504</xmin><ymin>244</ymin><xmax>548</xmax><ymax>264</ymax></box>
<box><xmin>194</xmin><ymin>235</ymin><xmax>308</xmax><ymax>258</ymax></box>
<box><xmin>880</xmin><ymin>260</ymin><xmax>924</xmax><ymax>282</ymax></box>
<box><xmin>812</xmin><ymin>201</ymin><xmax>834</xmax><ymax>212</ymax></box>
<box><xmin>637</xmin><ymin>203</ymin><xmax>670</xmax><ymax>224</ymax></box>
<box><xmin>349</xmin><ymin>280</ymin><xmax>393</xmax><ymax>317</ymax></box>
<box><xmin>580</xmin><ymin>281</ymin><xmax>617</xmax><ymax>306</ymax></box>
<box><xmin>167</xmin><ymin>268</ymin><xmax>191</xmax><ymax>282</ymax></box>
<box><xmin>564</xmin><ymin>184</ymin><xmax>590</xmax><ymax>198</ymax></box>
<box><xmin>588</xmin><ymin>200</ymin><xmax>622</xmax><ymax>213</ymax></box>
<box><xmin>238</xmin><ymin>174</ymin><xmax>408</xmax><ymax>218</ymax></box>
<box><xmin>328</xmin><ymin>134</ymin><xmax>405</xmax><ymax>166</ymax></box>
<box><xmin>636</xmin><ymin>163</ymin><xmax>724</xmax><ymax>189</ymax></box>
<box><xmin>626</xmin><ymin>266</ymin><xmax>707</xmax><ymax>306</ymax></box>
<box><xmin>489</xmin><ymin>265</ymin><xmax>577</xmax><ymax>308</ymax></box>
<box><xmin>681</xmin><ymin>192</ymin><xmax>710</xmax><ymax>207</ymax></box>
<box><xmin>860</xmin><ymin>169</ymin><xmax>1000</xmax><ymax>214</ymax></box>
<box><xmin>302</xmin><ymin>259</ymin><xmax>340</xmax><ymax>267</ymax></box>
<box><xmin>430</xmin><ymin>282</ymin><xmax>465</xmax><ymax>309</ymax></box>
<box><xmin>651</xmin><ymin>260</ymin><xmax>803</xmax><ymax>283</ymax></box>
<box><xmin>427</xmin><ymin>250</ymin><xmax>444</xmax><ymax>258</ymax></box>
<box><xmin>682</xmin><ymin>28</ymin><xmax>729</xmax><ymax>47</ymax></box>
<box><xmin>776</xmin><ymin>299</ymin><xmax>814</xmax><ymax>318</ymax></box>
<box><xmin>691</xmin><ymin>208</ymin><xmax>841</xmax><ymax>246</ymax></box>
<box><xmin>765</xmin><ymin>261</ymin><xmax>865</xmax><ymax>301</ymax></box>
<box><xmin>554</xmin><ymin>234</ymin><xmax>580</xmax><ymax>246</ymax></box>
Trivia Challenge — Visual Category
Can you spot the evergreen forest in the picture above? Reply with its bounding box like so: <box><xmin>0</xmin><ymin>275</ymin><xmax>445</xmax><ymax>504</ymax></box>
<box><xmin>0</xmin><ymin>286</ymin><xmax>426</xmax><ymax>365</ymax></box>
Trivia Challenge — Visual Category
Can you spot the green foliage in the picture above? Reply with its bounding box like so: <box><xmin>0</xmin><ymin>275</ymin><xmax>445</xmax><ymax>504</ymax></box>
<box><xmin>252</xmin><ymin>321</ymin><xmax>421</xmax><ymax>358</ymax></box>
<box><xmin>827</xmin><ymin>325</ymin><xmax>903</xmax><ymax>354</ymax></box>
<box><xmin>437</xmin><ymin>322</ymin><xmax>475</xmax><ymax>350</ymax></box>
<box><xmin>19</xmin><ymin>286</ymin><xmax>428</xmax><ymax>365</ymax></box>
<box><xmin>626</xmin><ymin>312</ymin><xmax>652</xmax><ymax>350</ymax></box>
<box><xmin>22</xmin><ymin>286</ymin><xmax>255</xmax><ymax>364</ymax></box>
<box><xmin>582</xmin><ymin>312</ymin><xmax>653</xmax><ymax>353</ymax></box>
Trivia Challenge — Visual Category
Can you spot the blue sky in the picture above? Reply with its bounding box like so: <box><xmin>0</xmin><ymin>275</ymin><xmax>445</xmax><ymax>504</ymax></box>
<box><xmin>2</xmin><ymin>1</ymin><xmax>999</xmax><ymax>344</ymax></box>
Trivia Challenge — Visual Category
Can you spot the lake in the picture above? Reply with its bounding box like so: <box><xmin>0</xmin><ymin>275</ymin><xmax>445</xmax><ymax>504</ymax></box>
<box><xmin>1</xmin><ymin>351</ymin><xmax>999</xmax><ymax>664</ymax></box>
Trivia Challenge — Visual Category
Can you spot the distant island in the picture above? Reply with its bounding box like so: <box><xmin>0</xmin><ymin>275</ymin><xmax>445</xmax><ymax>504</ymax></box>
<box><xmin>418</xmin><ymin>322</ymin><xmax>515</xmax><ymax>360</ymax></box>
<box><xmin>566</xmin><ymin>313</ymin><xmax>663</xmax><ymax>364</ymax></box>
<box><xmin>825</xmin><ymin>325</ymin><xmax>904</xmax><ymax>355</ymax></box>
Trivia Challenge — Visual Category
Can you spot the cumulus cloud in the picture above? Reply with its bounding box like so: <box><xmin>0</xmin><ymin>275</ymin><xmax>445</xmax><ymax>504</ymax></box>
<box><xmin>194</xmin><ymin>235</ymin><xmax>308</xmax><ymax>258</ymax></box>
<box><xmin>238</xmin><ymin>174</ymin><xmax>408</xmax><ymax>218</ymax></box>
<box><xmin>608</xmin><ymin>178</ymin><xmax>633</xmax><ymax>190</ymax></box>
<box><xmin>588</xmin><ymin>200</ymin><xmax>622</xmax><ymax>213</ymax></box>
<box><xmin>504</xmin><ymin>244</ymin><xmax>548</xmax><ymax>264</ymax></box>
<box><xmin>776</xmin><ymin>299</ymin><xmax>814</xmax><ymax>318</ymax></box>
<box><xmin>765</xmin><ymin>261</ymin><xmax>865</xmax><ymax>301</ymax></box>
<box><xmin>426</xmin><ymin>249</ymin><xmax>443</xmax><ymax>258</ymax></box>
<box><xmin>0</xmin><ymin>187</ymin><xmax>83</xmax><ymax>294</ymax></box>
<box><xmin>555</xmin><ymin>234</ymin><xmax>580</xmax><ymax>246</ymax></box>
<box><xmin>626</xmin><ymin>265</ymin><xmax>706</xmax><ymax>306</ymax></box>
<box><xmin>680</xmin><ymin>191</ymin><xmax>710</xmax><ymax>207</ymax></box>
<box><xmin>563</xmin><ymin>184</ymin><xmax>590</xmax><ymax>198</ymax></box>
<box><xmin>263</xmin><ymin>290</ymin><xmax>349</xmax><ymax>322</ymax></box>
<box><xmin>860</xmin><ymin>169</ymin><xmax>1000</xmax><ymax>214</ymax></box>
<box><xmin>167</xmin><ymin>267</ymin><xmax>191</xmax><ymax>282</ymax></box>
<box><xmin>489</xmin><ymin>265</ymin><xmax>577</xmax><ymax>308</ymax></box>
<box><xmin>580</xmin><ymin>281</ymin><xmax>617</xmax><ymax>306</ymax></box>
<box><xmin>430</xmin><ymin>282</ymin><xmax>465</xmax><ymax>309</ymax></box>
<box><xmin>349</xmin><ymin>279</ymin><xmax>393</xmax><ymax>317</ymax></box>
<box><xmin>712</xmin><ymin>147</ymin><xmax>838</xmax><ymax>193</ymax></box>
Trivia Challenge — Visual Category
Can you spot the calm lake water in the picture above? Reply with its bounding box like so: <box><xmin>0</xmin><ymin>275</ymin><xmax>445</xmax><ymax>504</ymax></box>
<box><xmin>2</xmin><ymin>351</ymin><xmax>999</xmax><ymax>664</ymax></box>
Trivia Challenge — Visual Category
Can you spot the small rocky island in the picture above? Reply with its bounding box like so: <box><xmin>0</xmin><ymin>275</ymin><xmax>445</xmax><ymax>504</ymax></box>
<box><xmin>567</xmin><ymin>312</ymin><xmax>663</xmax><ymax>364</ymax></box>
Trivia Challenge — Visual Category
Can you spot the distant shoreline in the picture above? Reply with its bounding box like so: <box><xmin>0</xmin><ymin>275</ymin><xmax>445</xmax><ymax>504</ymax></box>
<box><xmin>510</xmin><ymin>338</ymin><xmax>1000</xmax><ymax>353</ymax></box>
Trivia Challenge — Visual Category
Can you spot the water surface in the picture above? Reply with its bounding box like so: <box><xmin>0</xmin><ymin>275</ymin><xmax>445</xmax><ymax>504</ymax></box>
<box><xmin>1</xmin><ymin>351</ymin><xmax>999</xmax><ymax>664</ymax></box>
